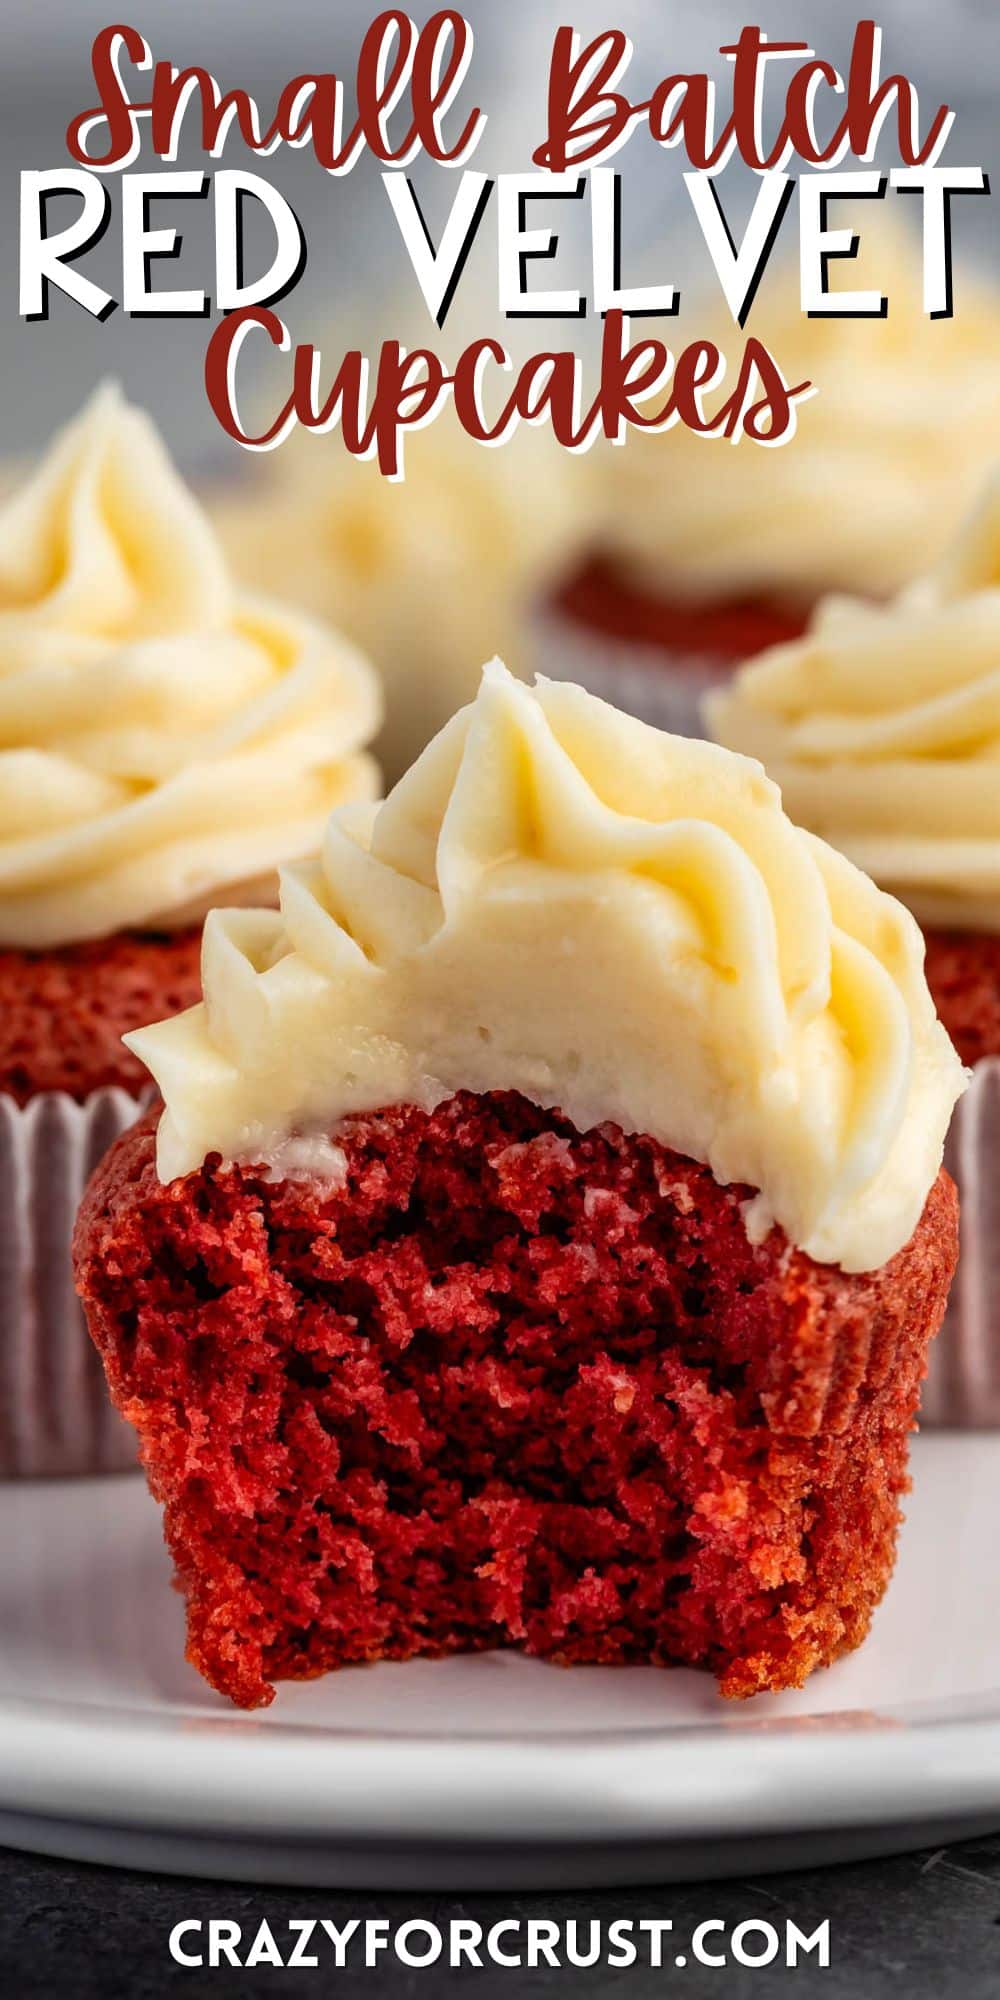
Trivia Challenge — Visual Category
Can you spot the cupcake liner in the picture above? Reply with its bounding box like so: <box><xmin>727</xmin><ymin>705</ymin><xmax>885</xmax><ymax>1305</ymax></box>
<box><xmin>0</xmin><ymin>1087</ymin><xmax>144</xmax><ymax>1477</ymax></box>
<box><xmin>921</xmin><ymin>1058</ymin><xmax>1000</xmax><ymax>1428</ymax></box>
<box><xmin>535</xmin><ymin>608</ymin><xmax>723</xmax><ymax>739</ymax></box>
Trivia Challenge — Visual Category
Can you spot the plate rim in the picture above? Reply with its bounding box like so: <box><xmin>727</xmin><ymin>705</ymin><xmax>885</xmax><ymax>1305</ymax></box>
<box><xmin>3</xmin><ymin>1433</ymin><xmax>1000</xmax><ymax>1857</ymax></box>
<box><xmin>3</xmin><ymin>1699</ymin><xmax>1000</xmax><ymax>1847</ymax></box>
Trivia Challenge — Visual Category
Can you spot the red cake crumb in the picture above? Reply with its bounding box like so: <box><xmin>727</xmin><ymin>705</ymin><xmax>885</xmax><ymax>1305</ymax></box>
<box><xmin>554</xmin><ymin>554</ymin><xmax>811</xmax><ymax>672</ymax></box>
<box><xmin>0</xmin><ymin>929</ymin><xmax>203</xmax><ymax>1104</ymax></box>
<box><xmin>74</xmin><ymin>1092</ymin><xmax>958</xmax><ymax>1711</ymax></box>
<box><xmin>923</xmin><ymin>928</ymin><xmax>1000</xmax><ymax>1068</ymax></box>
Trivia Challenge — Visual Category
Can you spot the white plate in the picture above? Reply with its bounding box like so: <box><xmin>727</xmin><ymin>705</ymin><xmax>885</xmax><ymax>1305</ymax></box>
<box><xmin>1</xmin><ymin>1433</ymin><xmax>999</xmax><ymax>1888</ymax></box>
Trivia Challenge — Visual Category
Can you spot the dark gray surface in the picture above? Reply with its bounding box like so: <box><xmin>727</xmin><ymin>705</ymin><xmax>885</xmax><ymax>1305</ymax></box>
<box><xmin>2</xmin><ymin>1833</ymin><xmax>1000</xmax><ymax>1997</ymax></box>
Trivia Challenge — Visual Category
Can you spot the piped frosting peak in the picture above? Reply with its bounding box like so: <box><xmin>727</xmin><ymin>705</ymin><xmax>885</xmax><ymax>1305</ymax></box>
<box><xmin>0</xmin><ymin>385</ymin><xmax>380</xmax><ymax>946</ymax></box>
<box><xmin>708</xmin><ymin>474</ymin><xmax>1000</xmax><ymax>933</ymax></box>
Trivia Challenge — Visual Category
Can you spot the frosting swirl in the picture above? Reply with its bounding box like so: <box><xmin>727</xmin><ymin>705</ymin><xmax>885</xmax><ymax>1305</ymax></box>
<box><xmin>214</xmin><ymin>412</ymin><xmax>596</xmax><ymax>779</ymax></box>
<box><xmin>128</xmin><ymin>663</ymin><xmax>963</xmax><ymax>1272</ymax></box>
<box><xmin>0</xmin><ymin>386</ymin><xmax>381</xmax><ymax>948</ymax></box>
<box><xmin>596</xmin><ymin>224</ymin><xmax>1000</xmax><ymax>604</ymax></box>
<box><xmin>707</xmin><ymin>477</ymin><xmax>1000</xmax><ymax>932</ymax></box>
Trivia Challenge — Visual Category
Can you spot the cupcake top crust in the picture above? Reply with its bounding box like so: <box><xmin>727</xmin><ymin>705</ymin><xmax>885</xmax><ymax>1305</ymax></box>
<box><xmin>595</xmin><ymin>223</ymin><xmax>1000</xmax><ymax>607</ymax></box>
<box><xmin>0</xmin><ymin>385</ymin><xmax>381</xmax><ymax>949</ymax></box>
<box><xmin>707</xmin><ymin>477</ymin><xmax>1000</xmax><ymax>934</ymax></box>
<box><xmin>128</xmin><ymin>663</ymin><xmax>964</xmax><ymax>1273</ymax></box>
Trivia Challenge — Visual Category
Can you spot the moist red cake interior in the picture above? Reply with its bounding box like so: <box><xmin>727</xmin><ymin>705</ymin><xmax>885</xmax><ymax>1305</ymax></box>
<box><xmin>923</xmin><ymin>928</ymin><xmax>1000</xmax><ymax>1068</ymax></box>
<box><xmin>74</xmin><ymin>1091</ymin><xmax>957</xmax><ymax>1711</ymax></box>
<box><xmin>554</xmin><ymin>554</ymin><xmax>811</xmax><ymax>669</ymax></box>
<box><xmin>0</xmin><ymin>927</ymin><xmax>203</xmax><ymax>1103</ymax></box>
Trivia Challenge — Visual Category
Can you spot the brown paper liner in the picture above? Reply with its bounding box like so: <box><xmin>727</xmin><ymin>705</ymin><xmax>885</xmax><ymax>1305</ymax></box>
<box><xmin>920</xmin><ymin>1059</ymin><xmax>1000</xmax><ymax>1427</ymax></box>
<box><xmin>535</xmin><ymin>608</ymin><xmax>722</xmax><ymax>739</ymax></box>
<box><xmin>0</xmin><ymin>1087</ymin><xmax>143</xmax><ymax>1477</ymax></box>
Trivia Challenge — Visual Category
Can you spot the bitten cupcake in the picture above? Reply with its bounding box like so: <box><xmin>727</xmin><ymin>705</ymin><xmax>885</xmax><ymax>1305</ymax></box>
<box><xmin>75</xmin><ymin>665</ymin><xmax>962</xmax><ymax>1708</ymax></box>
<box><xmin>708</xmin><ymin>481</ymin><xmax>1000</xmax><ymax>1423</ymax></box>
<box><xmin>550</xmin><ymin>224</ymin><xmax>1000</xmax><ymax>737</ymax></box>
<box><xmin>0</xmin><ymin>384</ymin><xmax>381</xmax><ymax>1475</ymax></box>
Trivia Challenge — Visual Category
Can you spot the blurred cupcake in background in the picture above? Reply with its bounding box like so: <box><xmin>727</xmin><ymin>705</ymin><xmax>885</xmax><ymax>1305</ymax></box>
<box><xmin>215</xmin><ymin>411</ymin><xmax>594</xmax><ymax>782</ymax></box>
<box><xmin>708</xmin><ymin>479</ymin><xmax>1000</xmax><ymax>1425</ymax></box>
<box><xmin>550</xmin><ymin>219</ymin><xmax>1000</xmax><ymax>737</ymax></box>
<box><xmin>0</xmin><ymin>383</ymin><xmax>380</xmax><ymax>1475</ymax></box>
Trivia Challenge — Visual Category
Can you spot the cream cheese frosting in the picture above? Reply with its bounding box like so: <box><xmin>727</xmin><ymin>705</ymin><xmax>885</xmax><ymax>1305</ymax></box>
<box><xmin>707</xmin><ymin>477</ymin><xmax>1000</xmax><ymax>932</ymax></box>
<box><xmin>128</xmin><ymin>662</ymin><xmax>963</xmax><ymax>1273</ymax></box>
<box><xmin>595</xmin><ymin>222</ymin><xmax>1000</xmax><ymax>605</ymax></box>
<box><xmin>0</xmin><ymin>385</ymin><xmax>381</xmax><ymax>948</ymax></box>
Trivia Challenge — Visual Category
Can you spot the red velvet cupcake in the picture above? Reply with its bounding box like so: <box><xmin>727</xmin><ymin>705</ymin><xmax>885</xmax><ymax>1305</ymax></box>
<box><xmin>75</xmin><ymin>667</ymin><xmax>963</xmax><ymax>1704</ymax></box>
<box><xmin>547</xmin><ymin>233</ymin><xmax>1000</xmax><ymax>738</ymax></box>
<box><xmin>547</xmin><ymin>553</ymin><xmax>813</xmax><ymax>741</ymax></box>
<box><xmin>0</xmin><ymin>386</ymin><xmax>380</xmax><ymax>1474</ymax></box>
<box><xmin>920</xmin><ymin>932</ymin><xmax>1000</xmax><ymax>1072</ymax></box>
<box><xmin>708</xmin><ymin>481</ymin><xmax>1000</xmax><ymax>1423</ymax></box>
